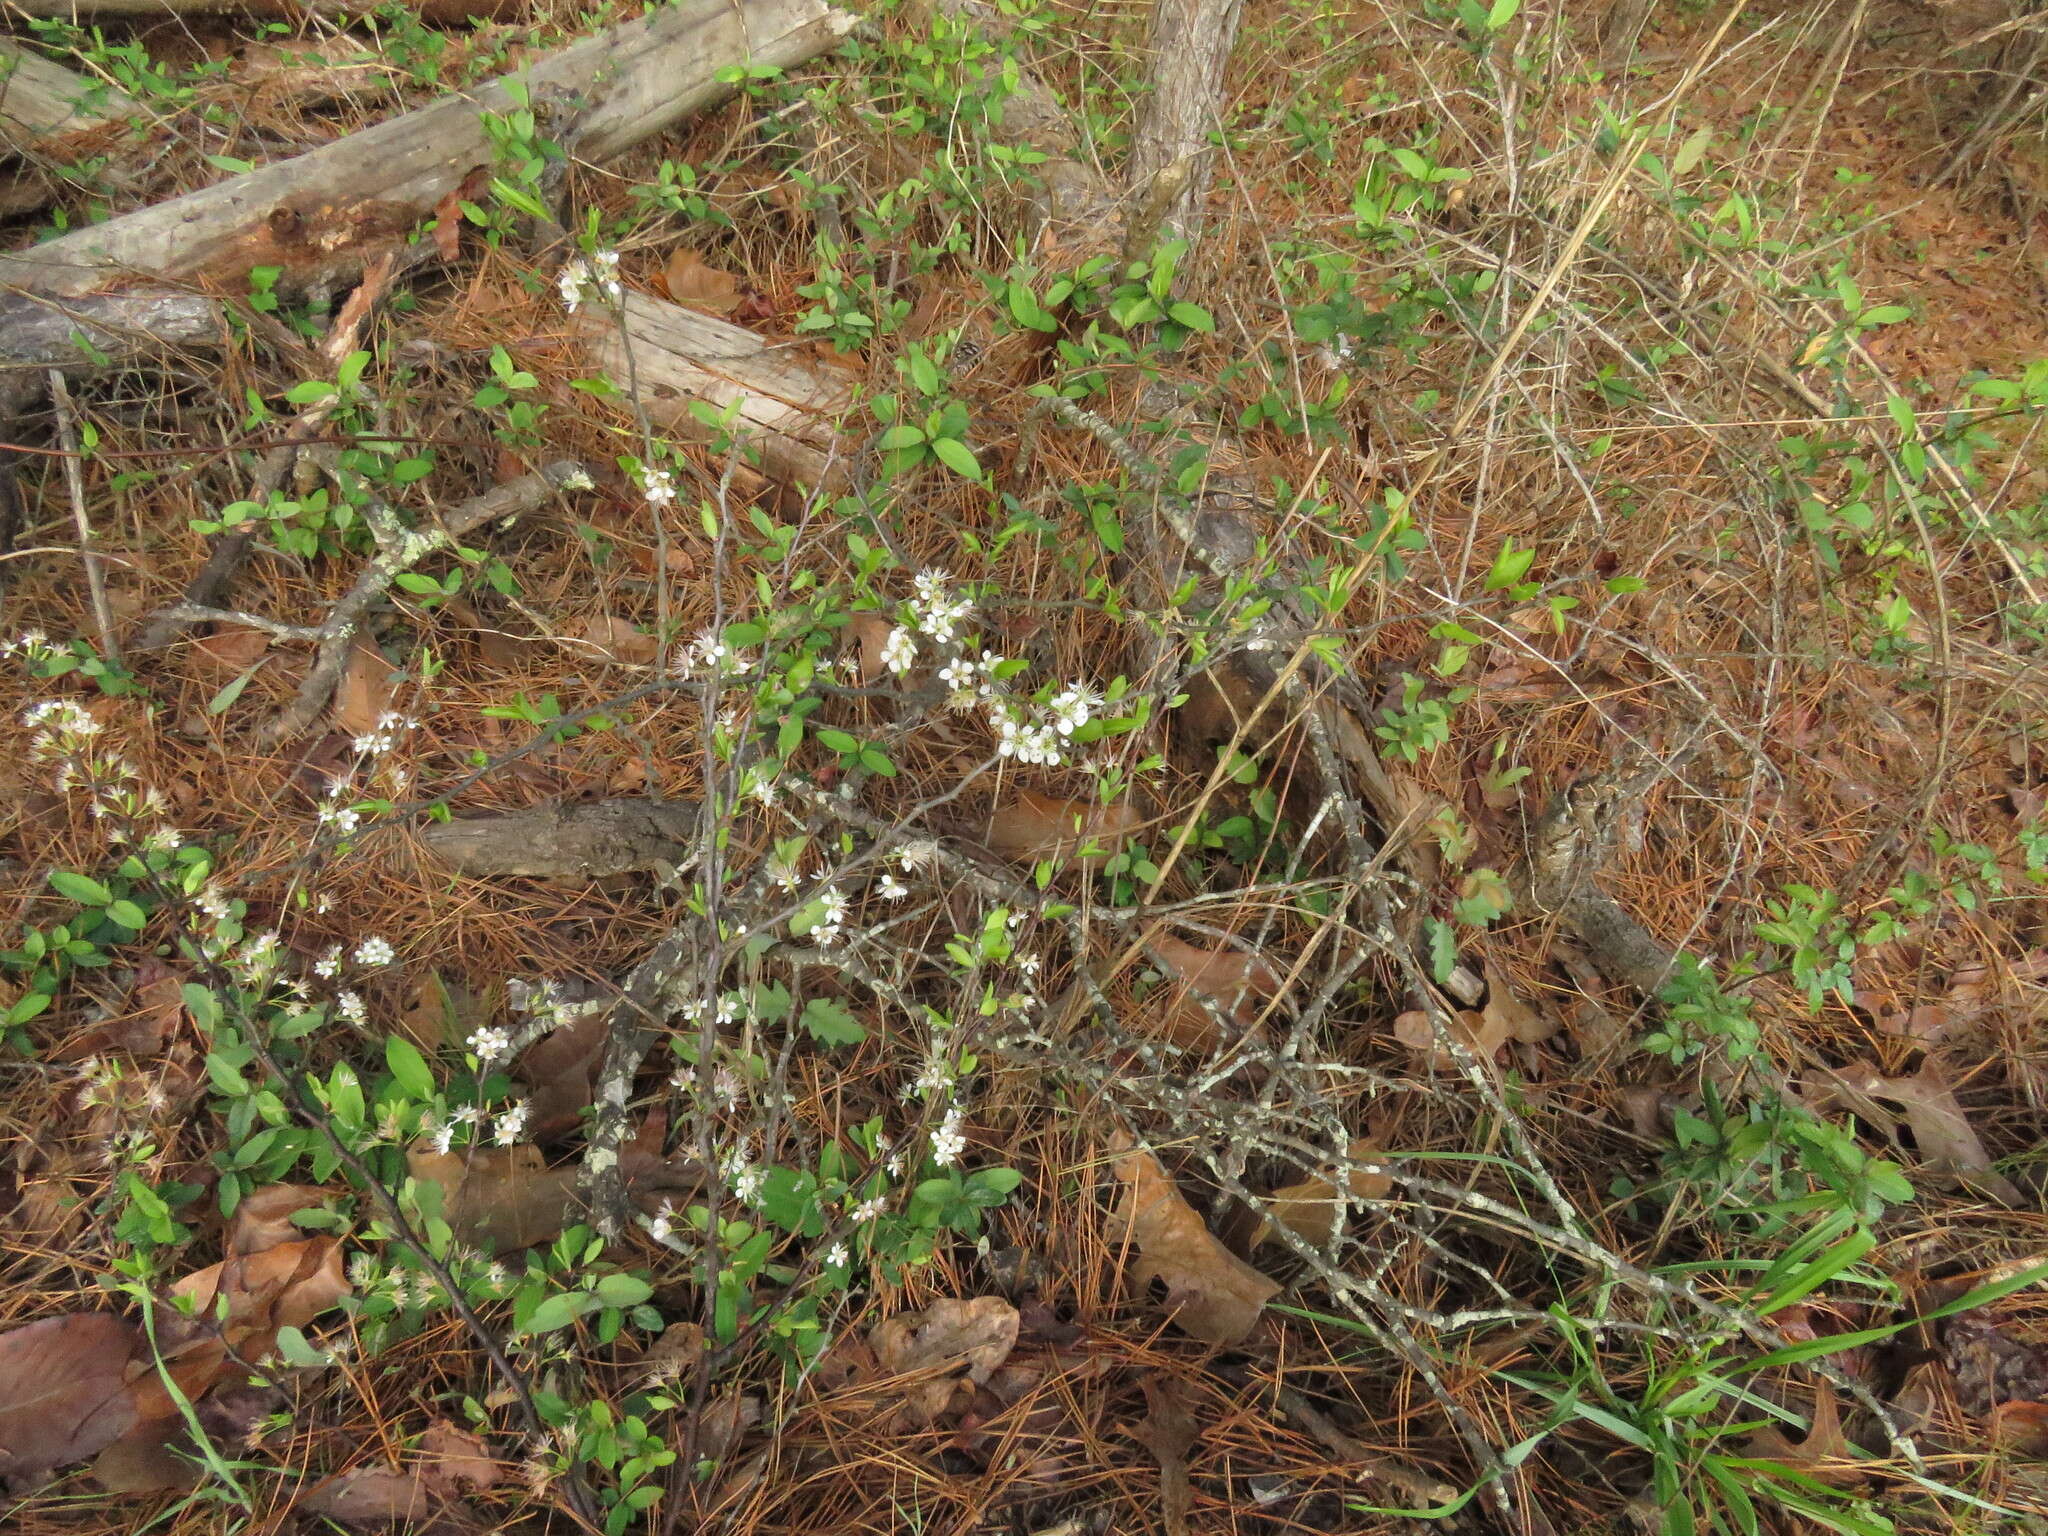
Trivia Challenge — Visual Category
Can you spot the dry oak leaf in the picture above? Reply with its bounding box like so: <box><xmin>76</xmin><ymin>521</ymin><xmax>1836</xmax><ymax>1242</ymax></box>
<box><xmin>1744</xmin><ymin>1386</ymin><xmax>1867</xmax><ymax>1485</ymax></box>
<box><xmin>1392</xmin><ymin>1006</ymin><xmax>1508</xmax><ymax>1070</ymax></box>
<box><xmin>332</xmin><ymin>633</ymin><xmax>395</xmax><ymax>738</ymax></box>
<box><xmin>137</xmin><ymin>1236</ymin><xmax>351</xmax><ymax>1418</ymax></box>
<box><xmin>663</xmin><ymin>247</ymin><xmax>742</xmax><ymax>314</ymax></box>
<box><xmin>301</xmin><ymin>1419</ymin><xmax>502</xmax><ymax>1527</ymax></box>
<box><xmin>1821</xmin><ymin>1060</ymin><xmax>2021</xmax><ymax>1203</ymax></box>
<box><xmin>868</xmin><ymin>1297</ymin><xmax>1021</xmax><ymax>1428</ymax></box>
<box><xmin>1111</xmin><ymin>1137</ymin><xmax>1278</xmax><ymax>1346</ymax></box>
<box><xmin>575</xmin><ymin>614</ymin><xmax>659</xmax><ymax>667</ymax></box>
<box><xmin>409</xmin><ymin>1135</ymin><xmax>700</xmax><ymax>1253</ymax></box>
<box><xmin>842</xmin><ymin>611</ymin><xmax>892</xmax><ymax>684</ymax></box>
<box><xmin>190</xmin><ymin>626</ymin><xmax>271</xmax><ymax>673</ymax></box>
<box><xmin>1127</xmin><ymin>1374</ymin><xmax>1197</xmax><ymax>1536</ymax></box>
<box><xmin>1483</xmin><ymin>963</ymin><xmax>1557</xmax><ymax>1045</ymax></box>
<box><xmin>53</xmin><ymin>957</ymin><xmax>186</xmax><ymax>1062</ymax></box>
<box><xmin>984</xmin><ymin>791</ymin><xmax>1139</xmax><ymax>870</ymax></box>
<box><xmin>1143</xmin><ymin>933</ymin><xmax>1283</xmax><ymax>1051</ymax></box>
<box><xmin>0</xmin><ymin>1313</ymin><xmax>143</xmax><ymax>1484</ymax></box>
<box><xmin>1251</xmin><ymin>1137</ymin><xmax>1392</xmax><ymax>1250</ymax></box>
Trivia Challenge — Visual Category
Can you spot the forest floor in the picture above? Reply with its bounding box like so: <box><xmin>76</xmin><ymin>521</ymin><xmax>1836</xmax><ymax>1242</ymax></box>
<box><xmin>2</xmin><ymin>1</ymin><xmax>2047</xmax><ymax>1534</ymax></box>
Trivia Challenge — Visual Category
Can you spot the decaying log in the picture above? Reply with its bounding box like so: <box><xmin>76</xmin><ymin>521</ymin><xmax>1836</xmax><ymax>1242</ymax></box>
<box><xmin>7</xmin><ymin>0</ymin><xmax>529</xmax><ymax>23</ymax></box>
<box><xmin>420</xmin><ymin>797</ymin><xmax>702</xmax><ymax>881</ymax></box>
<box><xmin>0</xmin><ymin>290</ymin><xmax>224</xmax><ymax>368</ymax></box>
<box><xmin>0</xmin><ymin>0</ymin><xmax>856</xmax><ymax>309</ymax></box>
<box><xmin>573</xmin><ymin>293</ymin><xmax>857</xmax><ymax>492</ymax></box>
<box><xmin>0</xmin><ymin>40</ymin><xmax>137</xmax><ymax>145</ymax></box>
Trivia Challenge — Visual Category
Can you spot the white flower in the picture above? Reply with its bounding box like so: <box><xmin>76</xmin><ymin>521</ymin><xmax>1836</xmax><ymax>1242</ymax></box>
<box><xmin>938</xmin><ymin>657</ymin><xmax>976</xmax><ymax>692</ymax></box>
<box><xmin>451</xmin><ymin>1104</ymin><xmax>486</xmax><ymax>1127</ymax></box>
<box><xmin>732</xmin><ymin>1165</ymin><xmax>765</xmax><ymax>1205</ymax></box>
<box><xmin>468</xmin><ymin>1026</ymin><xmax>513</xmax><ymax>1061</ymax></box>
<box><xmin>818</xmin><ymin>887</ymin><xmax>849</xmax><ymax>926</ymax></box>
<box><xmin>353</xmin><ymin>728</ymin><xmax>398</xmax><ymax>756</ymax></box>
<box><xmin>428</xmin><ymin>1119</ymin><xmax>455</xmax><ymax>1156</ymax></box>
<box><xmin>850</xmin><ymin>1195</ymin><xmax>888</xmax><ymax>1224</ymax></box>
<box><xmin>824</xmin><ymin>1242</ymin><xmax>849</xmax><ymax>1268</ymax></box>
<box><xmin>930</xmin><ymin>1106</ymin><xmax>967</xmax><ymax>1167</ymax></box>
<box><xmin>894</xmin><ymin>840</ymin><xmax>940</xmax><ymax>872</ymax></box>
<box><xmin>648</xmin><ymin>1202</ymin><xmax>676</xmax><ymax>1244</ymax></box>
<box><xmin>1017</xmin><ymin>951</ymin><xmax>1042</xmax><ymax>977</ymax></box>
<box><xmin>877</xmin><ymin>873</ymin><xmax>908</xmax><ymax>901</ymax></box>
<box><xmin>1050</xmin><ymin>683</ymin><xmax>1103</xmax><ymax>736</ymax></box>
<box><xmin>317</xmin><ymin>802</ymin><xmax>361</xmax><ymax>834</ymax></box>
<box><xmin>880</xmin><ymin>626</ymin><xmax>917</xmax><ymax>676</ymax></box>
<box><xmin>692</xmin><ymin>629</ymin><xmax>728</xmax><ymax>668</ymax></box>
<box><xmin>557</xmin><ymin>250</ymin><xmax>622</xmax><ymax>311</ymax></box>
<box><xmin>913</xmin><ymin>568</ymin><xmax>952</xmax><ymax>604</ymax></box>
<box><xmin>353</xmin><ymin>936</ymin><xmax>395</xmax><ymax>967</ymax></box>
<box><xmin>641</xmin><ymin>467</ymin><xmax>676</xmax><ymax>509</ymax></box>
<box><xmin>713</xmin><ymin>1067</ymin><xmax>743</xmax><ymax>1109</ymax></box>
<box><xmin>494</xmin><ymin>1101</ymin><xmax>529</xmax><ymax>1146</ymax></box>
<box><xmin>335</xmin><ymin>990</ymin><xmax>367</xmax><ymax>1026</ymax></box>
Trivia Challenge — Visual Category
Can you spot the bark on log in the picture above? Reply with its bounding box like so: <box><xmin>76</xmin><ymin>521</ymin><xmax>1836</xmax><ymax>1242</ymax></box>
<box><xmin>572</xmin><ymin>292</ymin><xmax>857</xmax><ymax>493</ymax></box>
<box><xmin>419</xmin><ymin>797</ymin><xmax>702</xmax><ymax>881</ymax></box>
<box><xmin>1127</xmin><ymin>0</ymin><xmax>1244</xmax><ymax>245</ymax></box>
<box><xmin>7</xmin><ymin>0</ymin><xmax>528</xmax><ymax>22</ymax></box>
<box><xmin>0</xmin><ymin>40</ymin><xmax>137</xmax><ymax>145</ymax></box>
<box><xmin>0</xmin><ymin>0</ymin><xmax>856</xmax><ymax>306</ymax></box>
<box><xmin>0</xmin><ymin>290</ymin><xmax>225</xmax><ymax>368</ymax></box>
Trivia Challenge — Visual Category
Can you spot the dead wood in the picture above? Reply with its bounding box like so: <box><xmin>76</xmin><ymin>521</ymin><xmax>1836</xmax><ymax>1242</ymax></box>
<box><xmin>0</xmin><ymin>40</ymin><xmax>137</xmax><ymax>145</ymax></box>
<box><xmin>572</xmin><ymin>292</ymin><xmax>857</xmax><ymax>493</ymax></box>
<box><xmin>0</xmin><ymin>0</ymin><xmax>856</xmax><ymax>311</ymax></box>
<box><xmin>418</xmin><ymin>797</ymin><xmax>702</xmax><ymax>882</ymax></box>
<box><xmin>8</xmin><ymin>0</ymin><xmax>527</xmax><ymax>22</ymax></box>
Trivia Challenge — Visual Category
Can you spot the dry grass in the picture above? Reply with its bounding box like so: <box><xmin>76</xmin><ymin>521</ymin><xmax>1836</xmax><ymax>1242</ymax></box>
<box><xmin>2</xmin><ymin>0</ymin><xmax>2047</xmax><ymax>1532</ymax></box>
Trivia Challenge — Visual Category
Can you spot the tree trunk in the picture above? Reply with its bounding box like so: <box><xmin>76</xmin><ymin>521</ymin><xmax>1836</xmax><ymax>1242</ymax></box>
<box><xmin>1126</xmin><ymin>0</ymin><xmax>1244</xmax><ymax>247</ymax></box>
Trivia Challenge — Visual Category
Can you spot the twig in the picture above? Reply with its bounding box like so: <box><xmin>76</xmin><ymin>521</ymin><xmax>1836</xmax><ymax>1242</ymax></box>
<box><xmin>44</xmin><ymin>370</ymin><xmax>119</xmax><ymax>664</ymax></box>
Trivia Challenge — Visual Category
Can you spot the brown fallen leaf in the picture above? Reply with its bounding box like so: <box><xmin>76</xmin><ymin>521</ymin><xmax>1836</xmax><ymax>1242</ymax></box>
<box><xmin>332</xmin><ymin>635</ymin><xmax>395</xmax><ymax>738</ymax></box>
<box><xmin>1142</xmin><ymin>933</ymin><xmax>1283</xmax><ymax>1051</ymax></box>
<box><xmin>191</xmin><ymin>627</ymin><xmax>271</xmax><ymax>673</ymax></box>
<box><xmin>227</xmin><ymin>1183</ymin><xmax>331</xmax><ymax>1256</ymax></box>
<box><xmin>869</xmin><ymin>1297</ymin><xmax>1021</xmax><ymax>1428</ymax></box>
<box><xmin>0</xmin><ymin>1313</ymin><xmax>143</xmax><ymax>1485</ymax></box>
<box><xmin>663</xmin><ymin>247</ymin><xmax>742</xmax><ymax>314</ymax></box>
<box><xmin>984</xmin><ymin>792</ymin><xmax>1139</xmax><ymax>870</ymax></box>
<box><xmin>301</xmin><ymin>1419</ymin><xmax>501</xmax><ymax>1527</ymax></box>
<box><xmin>515</xmin><ymin>1011</ymin><xmax>607</xmax><ymax>1139</ymax></box>
<box><xmin>1251</xmin><ymin>1138</ymin><xmax>1392</xmax><ymax>1250</ymax></box>
<box><xmin>138</xmin><ymin>1235</ymin><xmax>351</xmax><ymax>1421</ymax></box>
<box><xmin>1483</xmin><ymin>963</ymin><xmax>1556</xmax><ymax>1045</ymax></box>
<box><xmin>575</xmin><ymin>614</ymin><xmax>659</xmax><ymax>667</ymax></box>
<box><xmin>394</xmin><ymin>971</ymin><xmax>481</xmax><ymax>1053</ymax></box>
<box><xmin>1745</xmin><ymin>1386</ymin><xmax>1867</xmax><ymax>1484</ymax></box>
<box><xmin>409</xmin><ymin>1134</ymin><xmax>700</xmax><ymax>1252</ymax></box>
<box><xmin>842</xmin><ymin>612</ymin><xmax>892</xmax><ymax>684</ymax></box>
<box><xmin>640</xmin><ymin>1321</ymin><xmax>706</xmax><ymax>1383</ymax></box>
<box><xmin>1111</xmin><ymin>1138</ymin><xmax>1278</xmax><ymax>1346</ymax></box>
<box><xmin>1820</xmin><ymin>1060</ymin><xmax>2021</xmax><ymax>1203</ymax></box>
<box><xmin>54</xmin><ymin>958</ymin><xmax>186</xmax><ymax>1062</ymax></box>
<box><xmin>1392</xmin><ymin>1006</ymin><xmax>1508</xmax><ymax>1070</ymax></box>
<box><xmin>1126</xmin><ymin>1374</ymin><xmax>1197</xmax><ymax>1536</ymax></box>
<box><xmin>1941</xmin><ymin>1313</ymin><xmax>2048</xmax><ymax>1422</ymax></box>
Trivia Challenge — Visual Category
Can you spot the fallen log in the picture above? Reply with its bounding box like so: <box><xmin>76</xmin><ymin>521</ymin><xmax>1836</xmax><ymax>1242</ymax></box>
<box><xmin>0</xmin><ymin>0</ymin><xmax>856</xmax><ymax>313</ymax></box>
<box><xmin>569</xmin><ymin>292</ymin><xmax>857</xmax><ymax>493</ymax></box>
<box><xmin>419</xmin><ymin>796</ymin><xmax>703</xmax><ymax>882</ymax></box>
<box><xmin>0</xmin><ymin>40</ymin><xmax>138</xmax><ymax>145</ymax></box>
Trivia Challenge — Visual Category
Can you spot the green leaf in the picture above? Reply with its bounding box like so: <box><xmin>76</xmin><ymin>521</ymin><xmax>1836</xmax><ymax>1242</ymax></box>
<box><xmin>105</xmin><ymin>899</ymin><xmax>149</xmax><ymax>930</ymax></box>
<box><xmin>800</xmin><ymin>998</ymin><xmax>868</xmax><ymax>1048</ymax></box>
<box><xmin>875</xmin><ymin>424</ymin><xmax>927</xmax><ymax>451</ymax></box>
<box><xmin>48</xmin><ymin>870</ymin><xmax>112</xmax><ymax>906</ymax></box>
<box><xmin>595</xmin><ymin>1273</ymin><xmax>654</xmax><ymax>1308</ymax></box>
<box><xmin>384</xmin><ymin>1036</ymin><xmax>436</xmax><ymax>1099</ymax></box>
<box><xmin>1166</xmin><ymin>301</ymin><xmax>1214</xmax><ymax>332</ymax></box>
<box><xmin>207</xmin><ymin>662</ymin><xmax>265</xmax><ymax>717</ymax></box>
<box><xmin>930</xmin><ymin>435</ymin><xmax>983</xmax><ymax>482</ymax></box>
<box><xmin>521</xmin><ymin>1291</ymin><xmax>591</xmax><ymax>1335</ymax></box>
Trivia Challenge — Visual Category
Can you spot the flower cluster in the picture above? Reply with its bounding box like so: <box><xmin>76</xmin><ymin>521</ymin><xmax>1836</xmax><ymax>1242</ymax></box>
<box><xmin>640</xmin><ymin>465</ymin><xmax>676</xmax><ymax>510</ymax></box>
<box><xmin>994</xmin><ymin>711</ymin><xmax>1063</xmax><ymax>766</ymax></box>
<box><xmin>353</xmin><ymin>711</ymin><xmax>415</xmax><ymax>758</ymax></box>
<box><xmin>556</xmin><ymin>249</ymin><xmax>622</xmax><ymax>312</ymax></box>
<box><xmin>810</xmin><ymin>886</ymin><xmax>849</xmax><ymax>947</ymax></box>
